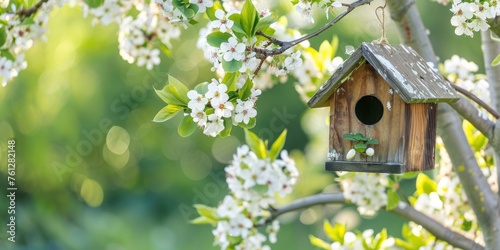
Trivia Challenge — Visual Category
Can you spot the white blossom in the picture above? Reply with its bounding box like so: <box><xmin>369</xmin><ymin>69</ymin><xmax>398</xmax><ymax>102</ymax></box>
<box><xmin>213</xmin><ymin>98</ymin><xmax>234</xmax><ymax>118</ymax></box>
<box><xmin>191</xmin><ymin>109</ymin><xmax>208</xmax><ymax>127</ymax></box>
<box><xmin>89</xmin><ymin>0</ymin><xmax>123</xmax><ymax>25</ymax></box>
<box><xmin>210</xmin><ymin>9</ymin><xmax>234</xmax><ymax>33</ymax></box>
<box><xmin>340</xmin><ymin>173</ymin><xmax>388</xmax><ymax>216</ymax></box>
<box><xmin>296</xmin><ymin>1</ymin><xmax>314</xmax><ymax>23</ymax></box>
<box><xmin>206</xmin><ymin>79</ymin><xmax>229</xmax><ymax>106</ymax></box>
<box><xmin>187</xmin><ymin>90</ymin><xmax>208</xmax><ymax>111</ymax></box>
<box><xmin>234</xmin><ymin>99</ymin><xmax>257</xmax><ymax>124</ymax></box>
<box><xmin>203</xmin><ymin>114</ymin><xmax>225</xmax><ymax>137</ymax></box>
<box><xmin>212</xmin><ymin>145</ymin><xmax>297</xmax><ymax>249</ymax></box>
<box><xmin>220</xmin><ymin>37</ymin><xmax>246</xmax><ymax>62</ymax></box>
<box><xmin>188</xmin><ymin>0</ymin><xmax>213</xmax><ymax>13</ymax></box>
<box><xmin>136</xmin><ymin>48</ymin><xmax>161</xmax><ymax>70</ymax></box>
<box><xmin>284</xmin><ymin>51</ymin><xmax>303</xmax><ymax>70</ymax></box>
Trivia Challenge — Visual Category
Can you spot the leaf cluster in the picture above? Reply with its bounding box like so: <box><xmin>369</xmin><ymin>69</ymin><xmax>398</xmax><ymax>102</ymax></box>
<box><xmin>342</xmin><ymin>133</ymin><xmax>379</xmax><ymax>153</ymax></box>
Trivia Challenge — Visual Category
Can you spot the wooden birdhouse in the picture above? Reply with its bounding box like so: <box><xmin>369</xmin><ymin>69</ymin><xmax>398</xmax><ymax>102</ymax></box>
<box><xmin>307</xmin><ymin>43</ymin><xmax>459</xmax><ymax>173</ymax></box>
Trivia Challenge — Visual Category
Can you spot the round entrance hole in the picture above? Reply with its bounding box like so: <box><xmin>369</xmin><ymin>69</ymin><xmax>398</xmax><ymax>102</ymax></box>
<box><xmin>355</xmin><ymin>95</ymin><xmax>384</xmax><ymax>125</ymax></box>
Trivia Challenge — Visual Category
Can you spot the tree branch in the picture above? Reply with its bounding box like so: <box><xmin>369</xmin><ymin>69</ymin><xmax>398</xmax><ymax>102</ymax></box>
<box><xmin>392</xmin><ymin>202</ymin><xmax>484</xmax><ymax>250</ymax></box>
<box><xmin>252</xmin><ymin>0</ymin><xmax>373</xmax><ymax>56</ymax></box>
<box><xmin>448</xmin><ymin>96</ymin><xmax>495</xmax><ymax>139</ymax></box>
<box><xmin>264</xmin><ymin>193</ymin><xmax>483</xmax><ymax>250</ymax></box>
<box><xmin>263</xmin><ymin>193</ymin><xmax>345</xmax><ymax>224</ymax></box>
<box><xmin>16</xmin><ymin>0</ymin><xmax>49</xmax><ymax>18</ymax></box>
<box><xmin>452</xmin><ymin>84</ymin><xmax>500</xmax><ymax>119</ymax></box>
<box><xmin>481</xmin><ymin>32</ymin><xmax>500</xmax><ymax>113</ymax></box>
<box><xmin>387</xmin><ymin>0</ymin><xmax>500</xmax><ymax>247</ymax></box>
<box><xmin>481</xmin><ymin>31</ymin><xmax>500</xmax><ymax>199</ymax></box>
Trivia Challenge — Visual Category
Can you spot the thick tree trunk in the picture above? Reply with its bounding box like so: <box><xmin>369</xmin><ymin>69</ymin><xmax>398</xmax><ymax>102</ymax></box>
<box><xmin>481</xmin><ymin>31</ymin><xmax>500</xmax><ymax>197</ymax></box>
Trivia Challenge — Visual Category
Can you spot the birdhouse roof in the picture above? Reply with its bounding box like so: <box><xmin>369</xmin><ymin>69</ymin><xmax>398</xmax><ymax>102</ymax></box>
<box><xmin>308</xmin><ymin>43</ymin><xmax>460</xmax><ymax>108</ymax></box>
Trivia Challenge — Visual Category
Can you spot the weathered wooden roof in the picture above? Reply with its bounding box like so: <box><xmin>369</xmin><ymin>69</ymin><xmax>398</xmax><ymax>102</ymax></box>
<box><xmin>308</xmin><ymin>43</ymin><xmax>460</xmax><ymax>108</ymax></box>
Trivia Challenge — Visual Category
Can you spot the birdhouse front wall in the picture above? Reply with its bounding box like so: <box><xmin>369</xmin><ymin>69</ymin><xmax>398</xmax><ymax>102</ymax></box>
<box><xmin>328</xmin><ymin>63</ymin><xmax>436</xmax><ymax>172</ymax></box>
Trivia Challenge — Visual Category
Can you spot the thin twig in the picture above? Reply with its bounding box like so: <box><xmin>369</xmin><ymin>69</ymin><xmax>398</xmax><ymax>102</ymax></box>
<box><xmin>452</xmin><ymin>84</ymin><xmax>500</xmax><ymax>119</ymax></box>
<box><xmin>261</xmin><ymin>193</ymin><xmax>484</xmax><ymax>250</ymax></box>
<box><xmin>252</xmin><ymin>0</ymin><xmax>373</xmax><ymax>57</ymax></box>
<box><xmin>16</xmin><ymin>0</ymin><xmax>49</xmax><ymax>18</ymax></box>
<box><xmin>255</xmin><ymin>31</ymin><xmax>284</xmax><ymax>46</ymax></box>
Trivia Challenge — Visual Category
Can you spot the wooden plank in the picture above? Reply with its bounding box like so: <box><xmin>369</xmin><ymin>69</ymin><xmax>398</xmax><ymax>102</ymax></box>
<box><xmin>308</xmin><ymin>48</ymin><xmax>365</xmax><ymax>108</ymax></box>
<box><xmin>404</xmin><ymin>103</ymin><xmax>436</xmax><ymax>171</ymax></box>
<box><xmin>325</xmin><ymin>161</ymin><xmax>406</xmax><ymax>174</ymax></box>
<box><xmin>362</xmin><ymin>43</ymin><xmax>459</xmax><ymax>103</ymax></box>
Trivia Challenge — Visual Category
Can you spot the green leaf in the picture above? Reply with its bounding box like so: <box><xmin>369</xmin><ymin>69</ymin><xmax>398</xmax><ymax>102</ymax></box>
<box><xmin>415</xmin><ymin>173</ymin><xmax>437</xmax><ymax>195</ymax></box>
<box><xmin>222</xmin><ymin>59</ymin><xmax>243</xmax><ymax>72</ymax></box>
<box><xmin>155</xmin><ymin>88</ymin><xmax>181</xmax><ymax>106</ymax></box>
<box><xmin>228</xmin><ymin>14</ymin><xmax>246</xmax><ymax>36</ymax></box>
<box><xmin>178</xmin><ymin>115</ymin><xmax>197</xmax><ymax>137</ymax></box>
<box><xmin>400</xmin><ymin>224</ymin><xmax>428</xmax><ymax>247</ymax></box>
<box><xmin>238</xmin><ymin>117</ymin><xmax>256</xmax><ymax>129</ymax></box>
<box><xmin>168</xmin><ymin>75</ymin><xmax>190</xmax><ymax>104</ymax></box>
<box><xmin>342</xmin><ymin>133</ymin><xmax>358</xmax><ymax>141</ymax></box>
<box><xmin>400</xmin><ymin>172</ymin><xmax>418</xmax><ymax>180</ymax></box>
<box><xmin>220</xmin><ymin>118</ymin><xmax>232</xmax><ymax>137</ymax></box>
<box><xmin>206</xmin><ymin>31</ymin><xmax>232</xmax><ymax>47</ymax></box>
<box><xmin>269</xmin><ymin>129</ymin><xmax>287</xmax><ymax>161</ymax></box>
<box><xmin>255</xmin><ymin>14</ymin><xmax>277</xmax><ymax>33</ymax></box>
<box><xmin>323</xmin><ymin>221</ymin><xmax>345</xmax><ymax>244</ymax></box>
<box><xmin>205</xmin><ymin>1</ymin><xmax>223</xmax><ymax>21</ymax></box>
<box><xmin>331</xmin><ymin>36</ymin><xmax>339</xmax><ymax>57</ymax></box>
<box><xmin>160</xmin><ymin>43</ymin><xmax>172</xmax><ymax>56</ymax></box>
<box><xmin>244</xmin><ymin>129</ymin><xmax>267</xmax><ymax>158</ymax></box>
<box><xmin>193</xmin><ymin>204</ymin><xmax>218</xmax><ymax>220</ymax></box>
<box><xmin>153</xmin><ymin>105</ymin><xmax>183</xmax><ymax>122</ymax></box>
<box><xmin>194</xmin><ymin>82</ymin><xmax>209</xmax><ymax>95</ymax></box>
<box><xmin>0</xmin><ymin>50</ymin><xmax>14</xmax><ymax>61</ymax></box>
<box><xmin>318</xmin><ymin>40</ymin><xmax>333</xmax><ymax>69</ymax></box>
<box><xmin>354</xmin><ymin>143</ymin><xmax>367</xmax><ymax>153</ymax></box>
<box><xmin>258</xmin><ymin>26</ymin><xmax>275</xmax><ymax>37</ymax></box>
<box><xmin>190</xmin><ymin>216</ymin><xmax>216</xmax><ymax>225</ymax></box>
<box><xmin>394</xmin><ymin>238</ymin><xmax>418</xmax><ymax>249</ymax></box>
<box><xmin>461</xmin><ymin>219</ymin><xmax>473</xmax><ymax>231</ymax></box>
<box><xmin>361</xmin><ymin>238</ymin><xmax>371</xmax><ymax>250</ymax></box>
<box><xmin>386</xmin><ymin>189</ymin><xmax>399</xmax><ymax>210</ymax></box>
<box><xmin>472</xmin><ymin>132</ymin><xmax>487</xmax><ymax>151</ymax></box>
<box><xmin>84</xmin><ymin>0</ymin><xmax>104</xmax><ymax>8</ymax></box>
<box><xmin>188</xmin><ymin>19</ymin><xmax>199</xmax><ymax>25</ymax></box>
<box><xmin>21</xmin><ymin>16</ymin><xmax>36</xmax><ymax>25</ymax></box>
<box><xmin>0</xmin><ymin>27</ymin><xmax>6</xmax><ymax>48</ymax></box>
<box><xmin>238</xmin><ymin>78</ymin><xmax>253</xmax><ymax>99</ymax></box>
<box><xmin>353</xmin><ymin>133</ymin><xmax>366</xmax><ymax>141</ymax></box>
<box><xmin>240</xmin><ymin>0</ymin><xmax>259</xmax><ymax>37</ymax></box>
<box><xmin>491</xmin><ymin>53</ymin><xmax>500</xmax><ymax>66</ymax></box>
<box><xmin>222</xmin><ymin>72</ymin><xmax>240</xmax><ymax>91</ymax></box>
<box><xmin>172</xmin><ymin>0</ymin><xmax>198</xmax><ymax>18</ymax></box>
<box><xmin>309</xmin><ymin>235</ymin><xmax>331</xmax><ymax>250</ymax></box>
<box><xmin>366</xmin><ymin>138</ymin><xmax>379</xmax><ymax>145</ymax></box>
<box><xmin>374</xmin><ymin>229</ymin><xmax>388</xmax><ymax>250</ymax></box>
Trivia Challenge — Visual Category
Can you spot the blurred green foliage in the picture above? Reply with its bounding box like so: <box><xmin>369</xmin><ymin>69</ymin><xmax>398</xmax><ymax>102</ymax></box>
<box><xmin>0</xmin><ymin>1</ymin><xmax>483</xmax><ymax>249</ymax></box>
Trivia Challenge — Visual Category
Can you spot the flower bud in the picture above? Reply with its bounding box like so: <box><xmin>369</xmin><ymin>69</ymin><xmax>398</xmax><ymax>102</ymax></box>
<box><xmin>366</xmin><ymin>147</ymin><xmax>375</xmax><ymax>156</ymax></box>
<box><xmin>346</xmin><ymin>149</ymin><xmax>356</xmax><ymax>160</ymax></box>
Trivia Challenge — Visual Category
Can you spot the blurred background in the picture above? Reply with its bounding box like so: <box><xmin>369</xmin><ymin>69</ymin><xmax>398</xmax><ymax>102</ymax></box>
<box><xmin>0</xmin><ymin>0</ymin><xmax>483</xmax><ymax>249</ymax></box>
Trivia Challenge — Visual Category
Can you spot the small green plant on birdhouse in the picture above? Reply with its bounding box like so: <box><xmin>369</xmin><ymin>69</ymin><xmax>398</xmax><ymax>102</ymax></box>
<box><xmin>342</xmin><ymin>133</ymin><xmax>379</xmax><ymax>160</ymax></box>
